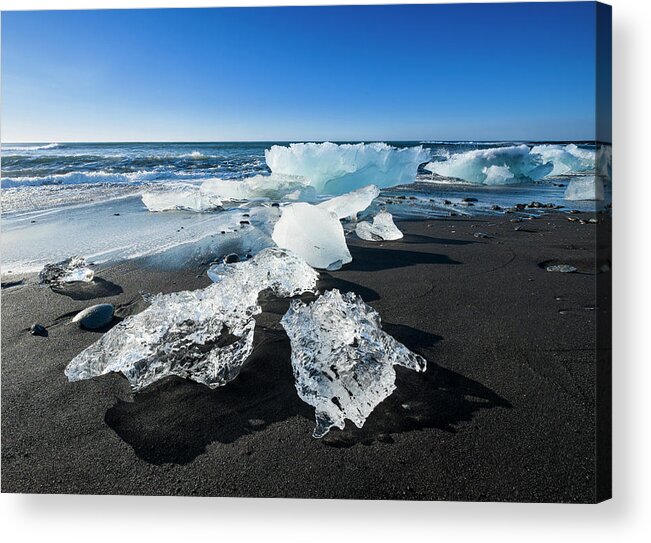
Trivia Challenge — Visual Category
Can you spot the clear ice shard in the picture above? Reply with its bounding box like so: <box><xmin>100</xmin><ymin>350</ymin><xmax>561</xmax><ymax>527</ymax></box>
<box><xmin>39</xmin><ymin>256</ymin><xmax>94</xmax><ymax>285</ymax></box>
<box><xmin>65</xmin><ymin>248</ymin><xmax>318</xmax><ymax>391</ymax></box>
<box><xmin>317</xmin><ymin>184</ymin><xmax>380</xmax><ymax>220</ymax></box>
<box><xmin>265</xmin><ymin>142</ymin><xmax>429</xmax><ymax>195</ymax></box>
<box><xmin>564</xmin><ymin>176</ymin><xmax>605</xmax><ymax>201</ymax></box>
<box><xmin>141</xmin><ymin>185</ymin><xmax>223</xmax><ymax>212</ymax></box>
<box><xmin>355</xmin><ymin>211</ymin><xmax>403</xmax><ymax>241</ymax></box>
<box><xmin>271</xmin><ymin>202</ymin><xmax>352</xmax><ymax>270</ymax></box>
<box><xmin>280</xmin><ymin>289</ymin><xmax>427</xmax><ymax>438</ymax></box>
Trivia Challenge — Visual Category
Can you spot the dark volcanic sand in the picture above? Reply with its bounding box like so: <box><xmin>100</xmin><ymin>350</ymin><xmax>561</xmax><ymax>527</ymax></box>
<box><xmin>1</xmin><ymin>213</ymin><xmax>608</xmax><ymax>502</ymax></box>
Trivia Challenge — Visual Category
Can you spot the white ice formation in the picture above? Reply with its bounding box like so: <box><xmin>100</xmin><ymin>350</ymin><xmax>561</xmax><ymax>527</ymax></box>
<box><xmin>355</xmin><ymin>211</ymin><xmax>403</xmax><ymax>241</ymax></box>
<box><xmin>530</xmin><ymin>143</ymin><xmax>595</xmax><ymax>177</ymax></box>
<box><xmin>201</xmin><ymin>174</ymin><xmax>317</xmax><ymax>202</ymax></box>
<box><xmin>65</xmin><ymin>248</ymin><xmax>318</xmax><ymax>391</ymax></box>
<box><xmin>141</xmin><ymin>185</ymin><xmax>223</xmax><ymax>212</ymax></box>
<box><xmin>424</xmin><ymin>145</ymin><xmax>554</xmax><ymax>185</ymax></box>
<box><xmin>265</xmin><ymin>142</ymin><xmax>429</xmax><ymax>194</ymax></box>
<box><xmin>271</xmin><ymin>202</ymin><xmax>352</xmax><ymax>270</ymax></box>
<box><xmin>317</xmin><ymin>184</ymin><xmax>380</xmax><ymax>220</ymax></box>
<box><xmin>39</xmin><ymin>256</ymin><xmax>94</xmax><ymax>285</ymax></box>
<box><xmin>281</xmin><ymin>289</ymin><xmax>427</xmax><ymax>438</ymax></box>
<box><xmin>564</xmin><ymin>176</ymin><xmax>605</xmax><ymax>201</ymax></box>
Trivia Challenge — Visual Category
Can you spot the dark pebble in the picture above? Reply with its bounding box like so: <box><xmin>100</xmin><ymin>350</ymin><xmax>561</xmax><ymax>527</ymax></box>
<box><xmin>224</xmin><ymin>253</ymin><xmax>240</xmax><ymax>264</ymax></box>
<box><xmin>30</xmin><ymin>323</ymin><xmax>48</xmax><ymax>337</ymax></box>
<box><xmin>72</xmin><ymin>304</ymin><xmax>115</xmax><ymax>330</ymax></box>
<box><xmin>462</xmin><ymin>197</ymin><xmax>478</xmax><ymax>203</ymax></box>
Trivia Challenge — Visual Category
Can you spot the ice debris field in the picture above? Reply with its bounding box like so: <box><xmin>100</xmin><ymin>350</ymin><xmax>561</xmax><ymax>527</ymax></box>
<box><xmin>3</xmin><ymin>141</ymin><xmax>610</xmax><ymax>437</ymax></box>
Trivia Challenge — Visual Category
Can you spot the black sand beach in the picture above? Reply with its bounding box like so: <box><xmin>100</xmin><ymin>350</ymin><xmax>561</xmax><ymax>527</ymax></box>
<box><xmin>1</xmin><ymin>212</ymin><xmax>609</xmax><ymax>502</ymax></box>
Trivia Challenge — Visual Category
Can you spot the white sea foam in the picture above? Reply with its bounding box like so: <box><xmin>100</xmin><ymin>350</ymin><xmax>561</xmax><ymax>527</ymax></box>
<box><xmin>265</xmin><ymin>142</ymin><xmax>429</xmax><ymax>194</ymax></box>
<box><xmin>2</xmin><ymin>142</ymin><xmax>62</xmax><ymax>152</ymax></box>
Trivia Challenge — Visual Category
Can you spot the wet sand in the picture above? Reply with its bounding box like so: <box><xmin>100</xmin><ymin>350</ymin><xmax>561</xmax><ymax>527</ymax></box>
<box><xmin>1</xmin><ymin>212</ymin><xmax>610</xmax><ymax>502</ymax></box>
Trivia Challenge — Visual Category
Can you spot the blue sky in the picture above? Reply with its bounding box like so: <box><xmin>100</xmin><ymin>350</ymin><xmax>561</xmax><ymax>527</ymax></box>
<box><xmin>2</xmin><ymin>3</ymin><xmax>601</xmax><ymax>142</ymax></box>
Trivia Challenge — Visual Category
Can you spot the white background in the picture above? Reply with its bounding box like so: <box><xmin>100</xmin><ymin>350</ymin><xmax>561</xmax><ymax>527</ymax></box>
<box><xmin>0</xmin><ymin>0</ymin><xmax>649</xmax><ymax>541</ymax></box>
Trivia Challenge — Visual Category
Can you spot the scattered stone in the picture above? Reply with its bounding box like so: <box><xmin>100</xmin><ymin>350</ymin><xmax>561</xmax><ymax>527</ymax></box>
<box><xmin>223</xmin><ymin>253</ymin><xmax>240</xmax><ymax>264</ymax></box>
<box><xmin>473</xmin><ymin>232</ymin><xmax>493</xmax><ymax>239</ymax></box>
<box><xmin>568</xmin><ymin>209</ymin><xmax>581</xmax><ymax>214</ymax></box>
<box><xmin>72</xmin><ymin>304</ymin><xmax>115</xmax><ymax>330</ymax></box>
<box><xmin>443</xmin><ymin>200</ymin><xmax>452</xmax><ymax>205</ymax></box>
<box><xmin>30</xmin><ymin>323</ymin><xmax>48</xmax><ymax>337</ymax></box>
<box><xmin>514</xmin><ymin>203</ymin><xmax>526</xmax><ymax>210</ymax></box>
<box><xmin>491</xmin><ymin>204</ymin><xmax>502</xmax><ymax>211</ymax></box>
<box><xmin>271</xmin><ymin>202</ymin><xmax>280</xmax><ymax>207</ymax></box>
<box><xmin>113</xmin><ymin>213</ymin><xmax>120</xmax><ymax>216</ymax></box>
<box><xmin>462</xmin><ymin>197</ymin><xmax>478</xmax><ymax>203</ymax></box>
<box><xmin>239</xmin><ymin>220</ymin><xmax>250</xmax><ymax>225</ymax></box>
<box><xmin>545</xmin><ymin>264</ymin><xmax>577</xmax><ymax>273</ymax></box>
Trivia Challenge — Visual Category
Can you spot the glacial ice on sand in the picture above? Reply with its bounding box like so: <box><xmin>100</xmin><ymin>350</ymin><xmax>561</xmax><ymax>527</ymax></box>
<box><xmin>564</xmin><ymin>176</ymin><xmax>605</xmax><ymax>201</ymax></box>
<box><xmin>530</xmin><ymin>143</ymin><xmax>595</xmax><ymax>176</ymax></box>
<box><xmin>65</xmin><ymin>248</ymin><xmax>318</xmax><ymax>391</ymax></box>
<box><xmin>141</xmin><ymin>185</ymin><xmax>223</xmax><ymax>212</ymax></box>
<box><xmin>39</xmin><ymin>256</ymin><xmax>94</xmax><ymax>285</ymax></box>
<box><xmin>280</xmin><ymin>289</ymin><xmax>427</xmax><ymax>438</ymax></box>
<box><xmin>271</xmin><ymin>202</ymin><xmax>352</xmax><ymax>270</ymax></box>
<box><xmin>265</xmin><ymin>142</ymin><xmax>429</xmax><ymax>194</ymax></box>
<box><xmin>424</xmin><ymin>145</ymin><xmax>554</xmax><ymax>185</ymax></box>
<box><xmin>317</xmin><ymin>184</ymin><xmax>380</xmax><ymax>220</ymax></box>
<box><xmin>201</xmin><ymin>174</ymin><xmax>317</xmax><ymax>202</ymax></box>
<box><xmin>355</xmin><ymin>211</ymin><xmax>403</xmax><ymax>241</ymax></box>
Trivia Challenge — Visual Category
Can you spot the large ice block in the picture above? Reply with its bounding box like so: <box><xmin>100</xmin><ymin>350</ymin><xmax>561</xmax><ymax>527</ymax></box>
<box><xmin>65</xmin><ymin>248</ymin><xmax>318</xmax><ymax>391</ymax></box>
<box><xmin>271</xmin><ymin>202</ymin><xmax>352</xmax><ymax>270</ymax></box>
<box><xmin>564</xmin><ymin>175</ymin><xmax>605</xmax><ymax>201</ymax></box>
<box><xmin>355</xmin><ymin>211</ymin><xmax>403</xmax><ymax>241</ymax></box>
<box><xmin>317</xmin><ymin>184</ymin><xmax>380</xmax><ymax>220</ymax></box>
<box><xmin>265</xmin><ymin>142</ymin><xmax>429</xmax><ymax>194</ymax></box>
<box><xmin>281</xmin><ymin>289</ymin><xmax>427</xmax><ymax>438</ymax></box>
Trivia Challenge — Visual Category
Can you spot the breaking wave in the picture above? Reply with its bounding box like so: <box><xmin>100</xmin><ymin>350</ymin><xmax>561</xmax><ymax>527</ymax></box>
<box><xmin>2</xmin><ymin>143</ymin><xmax>62</xmax><ymax>152</ymax></box>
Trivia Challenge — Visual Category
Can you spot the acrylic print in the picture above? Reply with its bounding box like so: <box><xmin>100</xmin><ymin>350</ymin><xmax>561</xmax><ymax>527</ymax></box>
<box><xmin>0</xmin><ymin>2</ymin><xmax>611</xmax><ymax>502</ymax></box>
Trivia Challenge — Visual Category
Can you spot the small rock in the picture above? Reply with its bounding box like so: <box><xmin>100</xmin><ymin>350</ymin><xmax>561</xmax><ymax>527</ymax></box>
<box><xmin>491</xmin><ymin>204</ymin><xmax>502</xmax><ymax>211</ymax></box>
<box><xmin>462</xmin><ymin>197</ymin><xmax>478</xmax><ymax>203</ymax></box>
<box><xmin>30</xmin><ymin>323</ymin><xmax>48</xmax><ymax>337</ymax></box>
<box><xmin>224</xmin><ymin>253</ymin><xmax>240</xmax><ymax>264</ymax></box>
<box><xmin>271</xmin><ymin>202</ymin><xmax>280</xmax><ymax>207</ymax></box>
<box><xmin>443</xmin><ymin>200</ymin><xmax>452</xmax><ymax>205</ymax></box>
<box><xmin>113</xmin><ymin>213</ymin><xmax>120</xmax><ymax>216</ymax></box>
<box><xmin>239</xmin><ymin>220</ymin><xmax>250</xmax><ymax>225</ymax></box>
<box><xmin>72</xmin><ymin>304</ymin><xmax>115</xmax><ymax>329</ymax></box>
<box><xmin>473</xmin><ymin>232</ymin><xmax>493</xmax><ymax>239</ymax></box>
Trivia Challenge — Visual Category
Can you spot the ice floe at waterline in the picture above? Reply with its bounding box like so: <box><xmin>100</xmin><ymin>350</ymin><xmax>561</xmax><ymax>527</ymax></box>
<box><xmin>281</xmin><ymin>289</ymin><xmax>427</xmax><ymax>438</ymax></box>
<box><xmin>142</xmin><ymin>186</ymin><xmax>223</xmax><ymax>212</ymax></box>
<box><xmin>355</xmin><ymin>211</ymin><xmax>403</xmax><ymax>241</ymax></box>
<box><xmin>39</xmin><ymin>256</ymin><xmax>94</xmax><ymax>285</ymax></box>
<box><xmin>271</xmin><ymin>202</ymin><xmax>352</xmax><ymax>270</ymax></box>
<box><xmin>201</xmin><ymin>174</ymin><xmax>317</xmax><ymax>202</ymax></box>
<box><xmin>317</xmin><ymin>184</ymin><xmax>380</xmax><ymax>220</ymax></box>
<box><xmin>530</xmin><ymin>143</ymin><xmax>595</xmax><ymax>177</ymax></box>
<box><xmin>65</xmin><ymin>248</ymin><xmax>318</xmax><ymax>391</ymax></box>
<box><xmin>265</xmin><ymin>142</ymin><xmax>429</xmax><ymax>195</ymax></box>
<box><xmin>424</xmin><ymin>145</ymin><xmax>554</xmax><ymax>185</ymax></box>
<box><xmin>564</xmin><ymin>176</ymin><xmax>605</xmax><ymax>201</ymax></box>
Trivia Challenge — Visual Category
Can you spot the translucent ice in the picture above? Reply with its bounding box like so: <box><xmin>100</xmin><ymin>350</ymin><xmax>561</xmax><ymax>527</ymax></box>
<box><xmin>201</xmin><ymin>174</ymin><xmax>316</xmax><ymax>202</ymax></box>
<box><xmin>424</xmin><ymin>145</ymin><xmax>554</xmax><ymax>185</ymax></box>
<box><xmin>65</xmin><ymin>248</ymin><xmax>318</xmax><ymax>391</ymax></box>
<box><xmin>564</xmin><ymin>176</ymin><xmax>605</xmax><ymax>201</ymax></box>
<box><xmin>271</xmin><ymin>202</ymin><xmax>352</xmax><ymax>270</ymax></box>
<box><xmin>530</xmin><ymin>144</ymin><xmax>595</xmax><ymax>176</ymax></box>
<box><xmin>355</xmin><ymin>211</ymin><xmax>403</xmax><ymax>241</ymax></box>
<box><xmin>317</xmin><ymin>184</ymin><xmax>380</xmax><ymax>220</ymax></box>
<box><xmin>281</xmin><ymin>289</ymin><xmax>427</xmax><ymax>438</ymax></box>
<box><xmin>265</xmin><ymin>142</ymin><xmax>429</xmax><ymax>194</ymax></box>
<box><xmin>141</xmin><ymin>186</ymin><xmax>222</xmax><ymax>212</ymax></box>
<box><xmin>39</xmin><ymin>256</ymin><xmax>94</xmax><ymax>285</ymax></box>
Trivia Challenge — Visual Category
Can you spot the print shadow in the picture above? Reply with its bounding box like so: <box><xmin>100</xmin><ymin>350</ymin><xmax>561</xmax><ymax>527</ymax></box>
<box><xmin>398</xmin><ymin>233</ymin><xmax>475</xmax><ymax>246</ymax></box>
<box><xmin>344</xmin><ymin>245</ymin><xmax>461</xmax><ymax>272</ymax></box>
<box><xmin>104</xmin><ymin>315</ymin><xmax>509</xmax><ymax>464</ymax></box>
<box><xmin>50</xmin><ymin>277</ymin><xmax>123</xmax><ymax>300</ymax></box>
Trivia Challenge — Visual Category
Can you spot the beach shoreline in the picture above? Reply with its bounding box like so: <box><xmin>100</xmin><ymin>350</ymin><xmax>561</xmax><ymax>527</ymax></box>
<box><xmin>1</xmin><ymin>212</ymin><xmax>606</xmax><ymax>502</ymax></box>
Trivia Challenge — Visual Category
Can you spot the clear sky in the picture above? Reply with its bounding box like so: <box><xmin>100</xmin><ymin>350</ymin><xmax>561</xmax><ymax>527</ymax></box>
<box><xmin>2</xmin><ymin>2</ymin><xmax>600</xmax><ymax>142</ymax></box>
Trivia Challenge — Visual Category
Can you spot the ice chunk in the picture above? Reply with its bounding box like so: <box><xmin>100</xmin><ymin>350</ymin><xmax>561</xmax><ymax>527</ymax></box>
<box><xmin>65</xmin><ymin>248</ymin><xmax>317</xmax><ymax>391</ymax></box>
<box><xmin>265</xmin><ymin>142</ymin><xmax>429</xmax><ymax>195</ymax></box>
<box><xmin>355</xmin><ymin>211</ymin><xmax>403</xmax><ymax>241</ymax></box>
<box><xmin>317</xmin><ymin>184</ymin><xmax>380</xmax><ymax>220</ymax></box>
<box><xmin>546</xmin><ymin>264</ymin><xmax>577</xmax><ymax>273</ymax></box>
<box><xmin>281</xmin><ymin>289</ymin><xmax>427</xmax><ymax>438</ymax></box>
<box><xmin>39</xmin><ymin>256</ymin><xmax>94</xmax><ymax>285</ymax></box>
<box><xmin>271</xmin><ymin>202</ymin><xmax>352</xmax><ymax>270</ymax></box>
<box><xmin>141</xmin><ymin>186</ymin><xmax>222</xmax><ymax>212</ymax></box>
<box><xmin>424</xmin><ymin>145</ymin><xmax>554</xmax><ymax>185</ymax></box>
<box><xmin>564</xmin><ymin>176</ymin><xmax>605</xmax><ymax>201</ymax></box>
<box><xmin>201</xmin><ymin>174</ymin><xmax>317</xmax><ymax>202</ymax></box>
<box><xmin>530</xmin><ymin>143</ymin><xmax>595</xmax><ymax>176</ymax></box>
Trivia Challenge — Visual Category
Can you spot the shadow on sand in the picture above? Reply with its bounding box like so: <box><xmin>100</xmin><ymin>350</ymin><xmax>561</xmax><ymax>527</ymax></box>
<box><xmin>344</xmin><ymin>245</ymin><xmax>462</xmax><ymax>272</ymax></box>
<box><xmin>51</xmin><ymin>278</ymin><xmax>123</xmax><ymax>300</ymax></box>
<box><xmin>104</xmin><ymin>313</ymin><xmax>510</xmax><ymax>464</ymax></box>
